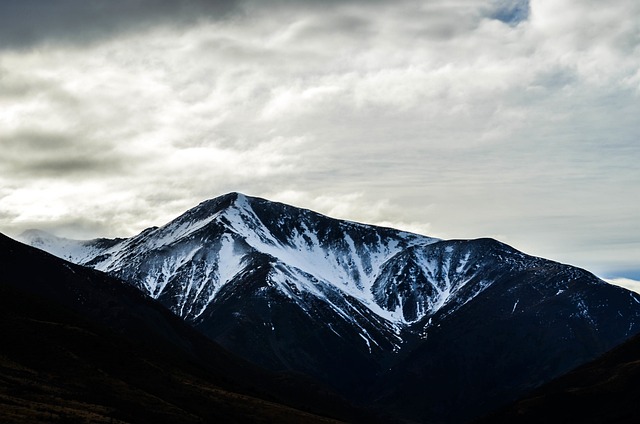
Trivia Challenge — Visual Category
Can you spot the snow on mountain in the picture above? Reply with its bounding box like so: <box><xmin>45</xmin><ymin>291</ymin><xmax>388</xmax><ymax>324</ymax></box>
<box><xmin>18</xmin><ymin>229</ymin><xmax>123</xmax><ymax>264</ymax></box>
<box><xmin>17</xmin><ymin>193</ymin><xmax>639</xmax><ymax>337</ymax></box>
<box><xmin>17</xmin><ymin>192</ymin><xmax>640</xmax><ymax>423</ymax></box>
<box><xmin>20</xmin><ymin>193</ymin><xmax>449</xmax><ymax>326</ymax></box>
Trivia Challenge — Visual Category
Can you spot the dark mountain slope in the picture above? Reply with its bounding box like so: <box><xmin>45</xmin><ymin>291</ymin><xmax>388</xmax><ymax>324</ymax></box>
<box><xmin>0</xmin><ymin>232</ymin><xmax>377</xmax><ymax>424</ymax></box>
<box><xmin>370</xmin><ymin>239</ymin><xmax>640</xmax><ymax>423</ymax></box>
<box><xmin>475</xmin><ymin>330</ymin><xmax>640</xmax><ymax>423</ymax></box>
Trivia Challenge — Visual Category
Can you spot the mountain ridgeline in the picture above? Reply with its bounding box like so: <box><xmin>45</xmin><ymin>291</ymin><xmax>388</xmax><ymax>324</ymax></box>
<box><xmin>20</xmin><ymin>192</ymin><xmax>640</xmax><ymax>423</ymax></box>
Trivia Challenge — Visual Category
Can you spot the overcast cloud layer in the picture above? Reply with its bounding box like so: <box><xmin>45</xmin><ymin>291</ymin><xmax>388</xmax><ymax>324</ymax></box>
<box><xmin>1</xmin><ymin>0</ymin><xmax>639</xmax><ymax>281</ymax></box>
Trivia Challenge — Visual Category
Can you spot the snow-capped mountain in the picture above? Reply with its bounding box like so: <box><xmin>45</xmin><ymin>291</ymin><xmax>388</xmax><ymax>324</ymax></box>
<box><xmin>19</xmin><ymin>192</ymin><xmax>640</xmax><ymax>423</ymax></box>
<box><xmin>22</xmin><ymin>193</ymin><xmax>440</xmax><ymax>326</ymax></box>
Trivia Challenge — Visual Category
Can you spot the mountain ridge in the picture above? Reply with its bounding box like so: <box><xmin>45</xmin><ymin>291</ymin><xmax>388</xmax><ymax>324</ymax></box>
<box><xmin>17</xmin><ymin>192</ymin><xmax>640</xmax><ymax>423</ymax></box>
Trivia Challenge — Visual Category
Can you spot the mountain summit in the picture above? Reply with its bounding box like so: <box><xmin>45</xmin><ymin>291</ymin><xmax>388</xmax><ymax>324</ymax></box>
<box><xmin>19</xmin><ymin>192</ymin><xmax>640</xmax><ymax>423</ymax></box>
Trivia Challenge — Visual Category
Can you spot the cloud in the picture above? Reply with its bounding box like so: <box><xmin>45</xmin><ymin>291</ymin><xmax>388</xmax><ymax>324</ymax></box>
<box><xmin>0</xmin><ymin>0</ymin><xmax>240</xmax><ymax>50</ymax></box>
<box><xmin>0</xmin><ymin>0</ymin><xmax>638</xmax><ymax>278</ymax></box>
<box><xmin>0</xmin><ymin>130</ymin><xmax>125</xmax><ymax>178</ymax></box>
<box><xmin>268</xmin><ymin>190</ymin><xmax>434</xmax><ymax>236</ymax></box>
<box><xmin>604</xmin><ymin>278</ymin><xmax>640</xmax><ymax>296</ymax></box>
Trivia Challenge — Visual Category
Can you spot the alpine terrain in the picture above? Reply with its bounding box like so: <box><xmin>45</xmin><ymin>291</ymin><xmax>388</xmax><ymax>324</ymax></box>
<box><xmin>19</xmin><ymin>192</ymin><xmax>640</xmax><ymax>423</ymax></box>
<box><xmin>0</xmin><ymin>232</ymin><xmax>372</xmax><ymax>424</ymax></box>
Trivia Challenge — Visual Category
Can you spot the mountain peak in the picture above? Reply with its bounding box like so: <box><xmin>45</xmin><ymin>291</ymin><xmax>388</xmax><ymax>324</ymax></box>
<box><xmin>16</xmin><ymin>193</ymin><xmax>640</xmax><ymax>423</ymax></box>
<box><xmin>179</xmin><ymin>192</ymin><xmax>257</xmax><ymax>221</ymax></box>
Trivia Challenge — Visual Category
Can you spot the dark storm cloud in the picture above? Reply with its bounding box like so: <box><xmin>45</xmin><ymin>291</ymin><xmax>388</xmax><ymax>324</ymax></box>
<box><xmin>0</xmin><ymin>0</ymin><xmax>240</xmax><ymax>49</ymax></box>
<box><xmin>0</xmin><ymin>131</ymin><xmax>125</xmax><ymax>177</ymax></box>
<box><xmin>0</xmin><ymin>0</ymin><xmax>403</xmax><ymax>50</ymax></box>
<box><xmin>293</xmin><ymin>14</ymin><xmax>374</xmax><ymax>41</ymax></box>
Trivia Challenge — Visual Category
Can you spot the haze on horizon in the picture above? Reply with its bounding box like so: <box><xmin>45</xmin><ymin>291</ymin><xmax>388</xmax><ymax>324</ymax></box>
<box><xmin>1</xmin><ymin>0</ymin><xmax>638</xmax><ymax>285</ymax></box>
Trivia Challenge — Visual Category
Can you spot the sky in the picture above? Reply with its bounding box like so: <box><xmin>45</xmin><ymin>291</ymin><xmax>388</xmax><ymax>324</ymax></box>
<box><xmin>0</xmin><ymin>0</ymin><xmax>638</xmax><ymax>287</ymax></box>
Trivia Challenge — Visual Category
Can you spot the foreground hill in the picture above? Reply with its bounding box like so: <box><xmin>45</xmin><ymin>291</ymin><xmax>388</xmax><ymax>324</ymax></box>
<box><xmin>20</xmin><ymin>192</ymin><xmax>640</xmax><ymax>422</ymax></box>
<box><xmin>475</xmin><ymin>331</ymin><xmax>640</xmax><ymax>423</ymax></box>
<box><xmin>0</xmin><ymin>232</ymin><xmax>374</xmax><ymax>424</ymax></box>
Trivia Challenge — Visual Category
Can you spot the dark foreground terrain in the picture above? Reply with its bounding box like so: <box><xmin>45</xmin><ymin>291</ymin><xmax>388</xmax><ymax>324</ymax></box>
<box><xmin>0</xmin><ymin>233</ymin><xmax>377</xmax><ymax>424</ymax></box>
<box><xmin>477</xmin><ymin>331</ymin><xmax>640</xmax><ymax>423</ymax></box>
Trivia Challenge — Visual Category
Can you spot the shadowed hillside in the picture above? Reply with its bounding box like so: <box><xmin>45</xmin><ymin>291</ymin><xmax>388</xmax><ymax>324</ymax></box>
<box><xmin>0</xmin><ymin>233</ymin><xmax>378</xmax><ymax>424</ymax></box>
<box><xmin>475</xmin><ymin>331</ymin><xmax>640</xmax><ymax>423</ymax></box>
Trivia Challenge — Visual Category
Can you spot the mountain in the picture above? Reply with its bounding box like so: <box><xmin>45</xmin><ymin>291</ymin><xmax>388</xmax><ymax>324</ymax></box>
<box><xmin>475</xmin><ymin>331</ymin><xmax>640</xmax><ymax>423</ymax></box>
<box><xmin>0</xmin><ymin>232</ymin><xmax>377</xmax><ymax>424</ymax></box>
<box><xmin>19</xmin><ymin>192</ymin><xmax>640</xmax><ymax>423</ymax></box>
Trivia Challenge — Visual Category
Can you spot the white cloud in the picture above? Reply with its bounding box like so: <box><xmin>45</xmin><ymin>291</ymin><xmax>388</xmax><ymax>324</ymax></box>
<box><xmin>266</xmin><ymin>190</ymin><xmax>435</xmax><ymax>236</ymax></box>
<box><xmin>0</xmin><ymin>0</ymin><xmax>638</xmax><ymax>278</ymax></box>
<box><xmin>604</xmin><ymin>278</ymin><xmax>640</xmax><ymax>296</ymax></box>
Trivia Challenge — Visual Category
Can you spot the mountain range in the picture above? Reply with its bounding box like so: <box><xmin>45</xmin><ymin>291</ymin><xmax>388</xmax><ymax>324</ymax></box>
<box><xmin>16</xmin><ymin>192</ymin><xmax>640</xmax><ymax>423</ymax></box>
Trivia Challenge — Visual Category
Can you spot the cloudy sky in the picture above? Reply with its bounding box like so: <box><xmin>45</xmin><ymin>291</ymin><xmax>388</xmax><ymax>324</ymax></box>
<box><xmin>1</xmin><ymin>0</ymin><xmax>638</xmax><ymax>284</ymax></box>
